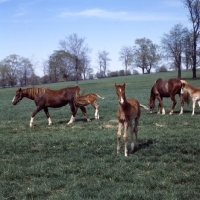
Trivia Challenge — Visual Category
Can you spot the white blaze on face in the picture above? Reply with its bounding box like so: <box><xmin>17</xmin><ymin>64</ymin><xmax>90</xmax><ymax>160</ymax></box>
<box><xmin>12</xmin><ymin>96</ymin><xmax>15</xmax><ymax>103</ymax></box>
<box><xmin>118</xmin><ymin>88</ymin><xmax>124</xmax><ymax>104</ymax></box>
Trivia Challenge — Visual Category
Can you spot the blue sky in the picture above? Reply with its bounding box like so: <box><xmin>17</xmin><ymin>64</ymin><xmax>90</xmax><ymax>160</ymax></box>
<box><xmin>0</xmin><ymin>0</ymin><xmax>190</xmax><ymax>76</ymax></box>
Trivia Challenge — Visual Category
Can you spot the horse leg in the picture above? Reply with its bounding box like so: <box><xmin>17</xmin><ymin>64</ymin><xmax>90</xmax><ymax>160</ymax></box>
<box><xmin>192</xmin><ymin>100</ymin><xmax>196</xmax><ymax>115</ymax></box>
<box><xmin>30</xmin><ymin>106</ymin><xmax>43</xmax><ymax>127</ymax></box>
<box><xmin>117</xmin><ymin>121</ymin><xmax>123</xmax><ymax>155</ymax></box>
<box><xmin>92</xmin><ymin>101</ymin><xmax>99</xmax><ymax>119</ymax></box>
<box><xmin>79</xmin><ymin>106</ymin><xmax>91</xmax><ymax>122</ymax></box>
<box><xmin>157</xmin><ymin>103</ymin><xmax>161</xmax><ymax>114</ymax></box>
<box><xmin>123</xmin><ymin>121</ymin><xmax>129</xmax><ymax>157</ymax></box>
<box><xmin>134</xmin><ymin>118</ymin><xmax>139</xmax><ymax>149</ymax></box>
<box><xmin>43</xmin><ymin>107</ymin><xmax>52</xmax><ymax>125</ymax></box>
<box><xmin>67</xmin><ymin>102</ymin><xmax>78</xmax><ymax>124</ymax></box>
<box><xmin>179</xmin><ymin>94</ymin><xmax>184</xmax><ymax>115</ymax></box>
<box><xmin>130</xmin><ymin>121</ymin><xmax>135</xmax><ymax>151</ymax></box>
<box><xmin>157</xmin><ymin>96</ymin><xmax>165</xmax><ymax>115</ymax></box>
<box><xmin>169</xmin><ymin>95</ymin><xmax>177</xmax><ymax>115</ymax></box>
<box><xmin>198</xmin><ymin>100</ymin><xmax>200</xmax><ymax>107</ymax></box>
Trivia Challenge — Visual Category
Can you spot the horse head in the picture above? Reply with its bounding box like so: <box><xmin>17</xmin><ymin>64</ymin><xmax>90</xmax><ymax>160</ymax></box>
<box><xmin>148</xmin><ymin>98</ymin><xmax>155</xmax><ymax>113</ymax></box>
<box><xmin>180</xmin><ymin>80</ymin><xmax>188</xmax><ymax>94</ymax></box>
<box><xmin>115</xmin><ymin>83</ymin><xmax>126</xmax><ymax>105</ymax></box>
<box><xmin>12</xmin><ymin>88</ymin><xmax>23</xmax><ymax>105</ymax></box>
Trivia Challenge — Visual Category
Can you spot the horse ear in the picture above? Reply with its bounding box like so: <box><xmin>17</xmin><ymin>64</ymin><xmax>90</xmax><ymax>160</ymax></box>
<box><xmin>19</xmin><ymin>88</ymin><xmax>22</xmax><ymax>92</ymax></box>
<box><xmin>114</xmin><ymin>83</ymin><xmax>117</xmax><ymax>88</ymax></box>
<box><xmin>123</xmin><ymin>83</ymin><xmax>126</xmax><ymax>87</ymax></box>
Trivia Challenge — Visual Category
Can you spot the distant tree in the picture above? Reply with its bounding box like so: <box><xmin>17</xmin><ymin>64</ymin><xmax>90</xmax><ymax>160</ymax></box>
<box><xmin>119</xmin><ymin>46</ymin><xmax>133</xmax><ymax>75</ymax></box>
<box><xmin>158</xmin><ymin>65</ymin><xmax>168</xmax><ymax>72</ymax></box>
<box><xmin>17</xmin><ymin>57</ymin><xmax>33</xmax><ymax>86</ymax></box>
<box><xmin>183</xmin><ymin>29</ymin><xmax>194</xmax><ymax>70</ymax></box>
<box><xmin>118</xmin><ymin>70</ymin><xmax>125</xmax><ymax>76</ymax></box>
<box><xmin>110</xmin><ymin>71</ymin><xmax>118</xmax><ymax>77</ymax></box>
<box><xmin>133</xmin><ymin>69</ymin><xmax>139</xmax><ymax>75</ymax></box>
<box><xmin>97</xmin><ymin>50</ymin><xmax>111</xmax><ymax>78</ymax></box>
<box><xmin>81</xmin><ymin>53</ymin><xmax>92</xmax><ymax>80</ymax></box>
<box><xmin>59</xmin><ymin>33</ymin><xmax>91</xmax><ymax>84</ymax></box>
<box><xmin>2</xmin><ymin>54</ymin><xmax>20</xmax><ymax>87</ymax></box>
<box><xmin>132</xmin><ymin>38</ymin><xmax>160</xmax><ymax>74</ymax></box>
<box><xmin>161</xmin><ymin>24</ymin><xmax>187</xmax><ymax>78</ymax></box>
<box><xmin>0</xmin><ymin>62</ymin><xmax>8</xmax><ymax>87</ymax></box>
<box><xmin>48</xmin><ymin>50</ymin><xmax>73</xmax><ymax>82</ymax></box>
<box><xmin>182</xmin><ymin>0</ymin><xmax>200</xmax><ymax>78</ymax></box>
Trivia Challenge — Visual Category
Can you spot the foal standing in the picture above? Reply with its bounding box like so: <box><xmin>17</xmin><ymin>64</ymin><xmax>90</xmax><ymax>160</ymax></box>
<box><xmin>180</xmin><ymin>81</ymin><xmax>200</xmax><ymax>115</ymax></box>
<box><xmin>115</xmin><ymin>83</ymin><xmax>141</xmax><ymax>157</ymax></box>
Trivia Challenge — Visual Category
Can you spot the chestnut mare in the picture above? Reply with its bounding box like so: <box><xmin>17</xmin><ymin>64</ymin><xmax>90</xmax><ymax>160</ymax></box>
<box><xmin>115</xmin><ymin>83</ymin><xmax>148</xmax><ymax>157</ymax></box>
<box><xmin>75</xmin><ymin>92</ymin><xmax>105</xmax><ymax>120</ymax></box>
<box><xmin>180</xmin><ymin>81</ymin><xmax>200</xmax><ymax>115</ymax></box>
<box><xmin>148</xmin><ymin>78</ymin><xmax>190</xmax><ymax>115</ymax></box>
<box><xmin>12</xmin><ymin>86</ymin><xmax>90</xmax><ymax>127</ymax></box>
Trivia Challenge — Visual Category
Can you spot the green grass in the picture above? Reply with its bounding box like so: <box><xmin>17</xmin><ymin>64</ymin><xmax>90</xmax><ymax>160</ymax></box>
<box><xmin>1</xmin><ymin>70</ymin><xmax>200</xmax><ymax>199</ymax></box>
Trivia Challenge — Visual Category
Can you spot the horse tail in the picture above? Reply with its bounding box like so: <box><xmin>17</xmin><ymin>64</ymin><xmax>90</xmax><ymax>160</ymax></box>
<box><xmin>140</xmin><ymin>104</ymin><xmax>149</xmax><ymax>110</ymax></box>
<box><xmin>96</xmin><ymin>94</ymin><xmax>105</xmax><ymax>99</ymax></box>
<box><xmin>182</xmin><ymin>91</ymin><xmax>190</xmax><ymax>104</ymax></box>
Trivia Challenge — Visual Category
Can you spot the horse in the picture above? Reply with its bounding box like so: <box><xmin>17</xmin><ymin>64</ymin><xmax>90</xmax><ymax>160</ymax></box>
<box><xmin>115</xmin><ymin>83</ymin><xmax>148</xmax><ymax>157</ymax></box>
<box><xmin>74</xmin><ymin>92</ymin><xmax>105</xmax><ymax>120</ymax></box>
<box><xmin>148</xmin><ymin>78</ymin><xmax>190</xmax><ymax>115</ymax></box>
<box><xmin>180</xmin><ymin>80</ymin><xmax>200</xmax><ymax>115</ymax></box>
<box><xmin>12</xmin><ymin>86</ymin><xmax>91</xmax><ymax>127</ymax></box>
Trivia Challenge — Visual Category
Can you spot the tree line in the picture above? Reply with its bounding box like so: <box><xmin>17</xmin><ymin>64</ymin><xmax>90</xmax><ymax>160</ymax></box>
<box><xmin>0</xmin><ymin>0</ymin><xmax>199</xmax><ymax>88</ymax></box>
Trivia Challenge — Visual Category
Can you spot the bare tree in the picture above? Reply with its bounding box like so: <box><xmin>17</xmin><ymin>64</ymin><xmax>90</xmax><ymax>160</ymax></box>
<box><xmin>161</xmin><ymin>24</ymin><xmax>187</xmax><ymax>78</ymax></box>
<box><xmin>182</xmin><ymin>0</ymin><xmax>200</xmax><ymax>78</ymax></box>
<box><xmin>97</xmin><ymin>50</ymin><xmax>111</xmax><ymax>78</ymax></box>
<box><xmin>0</xmin><ymin>62</ymin><xmax>8</xmax><ymax>87</ymax></box>
<box><xmin>183</xmin><ymin>29</ymin><xmax>194</xmax><ymax>70</ymax></box>
<box><xmin>119</xmin><ymin>46</ymin><xmax>133</xmax><ymax>75</ymax></box>
<box><xmin>81</xmin><ymin>53</ymin><xmax>92</xmax><ymax>80</ymax></box>
<box><xmin>3</xmin><ymin>54</ymin><xmax>20</xmax><ymax>87</ymax></box>
<box><xmin>59</xmin><ymin>33</ymin><xmax>91</xmax><ymax>84</ymax></box>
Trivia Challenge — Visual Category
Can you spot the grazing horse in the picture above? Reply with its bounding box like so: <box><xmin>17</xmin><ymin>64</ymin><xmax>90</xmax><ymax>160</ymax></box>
<box><xmin>180</xmin><ymin>81</ymin><xmax>200</xmax><ymax>115</ymax></box>
<box><xmin>74</xmin><ymin>92</ymin><xmax>105</xmax><ymax>120</ymax></box>
<box><xmin>12</xmin><ymin>86</ymin><xmax>90</xmax><ymax>127</ymax></box>
<box><xmin>148</xmin><ymin>78</ymin><xmax>190</xmax><ymax>115</ymax></box>
<box><xmin>115</xmin><ymin>83</ymin><xmax>148</xmax><ymax>157</ymax></box>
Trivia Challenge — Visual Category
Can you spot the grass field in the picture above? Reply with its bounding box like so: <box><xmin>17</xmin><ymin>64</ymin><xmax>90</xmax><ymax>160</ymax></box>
<box><xmin>0</xmin><ymin>70</ymin><xmax>200</xmax><ymax>199</ymax></box>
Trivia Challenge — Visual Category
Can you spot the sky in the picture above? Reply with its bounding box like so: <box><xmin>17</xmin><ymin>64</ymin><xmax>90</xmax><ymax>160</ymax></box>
<box><xmin>0</xmin><ymin>0</ymin><xmax>191</xmax><ymax>77</ymax></box>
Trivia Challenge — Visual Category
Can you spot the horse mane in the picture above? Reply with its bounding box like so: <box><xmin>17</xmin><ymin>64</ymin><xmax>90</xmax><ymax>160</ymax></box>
<box><xmin>23</xmin><ymin>87</ymin><xmax>48</xmax><ymax>98</ymax></box>
<box><xmin>155</xmin><ymin>78</ymin><xmax>163</xmax><ymax>84</ymax></box>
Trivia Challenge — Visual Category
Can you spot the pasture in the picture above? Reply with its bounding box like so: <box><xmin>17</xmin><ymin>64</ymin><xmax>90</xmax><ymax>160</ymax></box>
<box><xmin>1</xmin><ymin>70</ymin><xmax>200</xmax><ymax>199</ymax></box>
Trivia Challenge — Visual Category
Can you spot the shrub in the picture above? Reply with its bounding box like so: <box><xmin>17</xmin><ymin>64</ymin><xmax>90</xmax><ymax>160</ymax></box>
<box><xmin>159</xmin><ymin>66</ymin><xmax>168</xmax><ymax>72</ymax></box>
<box><xmin>110</xmin><ymin>71</ymin><xmax>118</xmax><ymax>77</ymax></box>
<box><xmin>132</xmin><ymin>70</ymin><xmax>139</xmax><ymax>75</ymax></box>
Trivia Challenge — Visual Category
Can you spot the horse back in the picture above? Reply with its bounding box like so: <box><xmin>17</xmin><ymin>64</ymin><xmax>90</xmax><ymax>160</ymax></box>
<box><xmin>152</xmin><ymin>78</ymin><xmax>181</xmax><ymax>97</ymax></box>
<box><xmin>34</xmin><ymin>86</ymin><xmax>79</xmax><ymax>108</ymax></box>
<box><xmin>127</xmin><ymin>98</ymin><xmax>141</xmax><ymax>118</ymax></box>
<box><xmin>117</xmin><ymin>98</ymin><xmax>140</xmax><ymax>121</ymax></box>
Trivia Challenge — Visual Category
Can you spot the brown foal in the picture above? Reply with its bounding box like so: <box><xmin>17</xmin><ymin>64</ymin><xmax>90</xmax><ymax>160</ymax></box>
<box><xmin>115</xmin><ymin>83</ymin><xmax>141</xmax><ymax>157</ymax></box>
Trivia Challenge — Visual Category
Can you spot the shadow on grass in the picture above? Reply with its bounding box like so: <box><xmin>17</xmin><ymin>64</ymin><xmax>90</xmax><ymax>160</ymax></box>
<box><xmin>130</xmin><ymin>139</ymin><xmax>153</xmax><ymax>155</ymax></box>
<box><xmin>57</xmin><ymin>117</ymin><xmax>97</xmax><ymax>124</ymax></box>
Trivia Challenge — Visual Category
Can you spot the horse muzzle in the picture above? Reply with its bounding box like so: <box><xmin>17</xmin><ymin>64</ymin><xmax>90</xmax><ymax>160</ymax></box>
<box><xmin>12</xmin><ymin>99</ymin><xmax>20</xmax><ymax>105</ymax></box>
